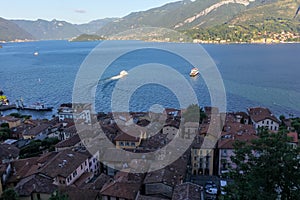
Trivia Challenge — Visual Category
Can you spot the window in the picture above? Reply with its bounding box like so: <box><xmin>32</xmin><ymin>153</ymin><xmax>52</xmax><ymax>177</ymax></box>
<box><xmin>73</xmin><ymin>171</ymin><xmax>77</xmax><ymax>178</ymax></box>
<box><xmin>267</xmin><ymin>121</ymin><xmax>269</xmax><ymax>125</ymax></box>
<box><xmin>262</xmin><ymin>121</ymin><xmax>264</xmax><ymax>124</ymax></box>
<box><xmin>126</xmin><ymin>142</ymin><xmax>130</xmax><ymax>146</ymax></box>
<box><xmin>271</xmin><ymin>121</ymin><xmax>274</xmax><ymax>125</ymax></box>
<box><xmin>275</xmin><ymin>126</ymin><xmax>277</xmax><ymax>131</ymax></box>
<box><xmin>131</xmin><ymin>142</ymin><xmax>135</xmax><ymax>147</ymax></box>
<box><xmin>120</xmin><ymin>142</ymin><xmax>124</xmax><ymax>146</ymax></box>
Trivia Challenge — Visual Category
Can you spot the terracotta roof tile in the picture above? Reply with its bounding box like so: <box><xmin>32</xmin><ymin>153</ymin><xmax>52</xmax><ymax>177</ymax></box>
<box><xmin>39</xmin><ymin>149</ymin><xmax>89</xmax><ymax>178</ymax></box>
<box><xmin>248</xmin><ymin>107</ymin><xmax>279</xmax><ymax>123</ymax></box>
<box><xmin>55</xmin><ymin>134</ymin><xmax>82</xmax><ymax>148</ymax></box>
<box><xmin>100</xmin><ymin>172</ymin><xmax>143</xmax><ymax>200</ymax></box>
<box><xmin>172</xmin><ymin>182</ymin><xmax>201</xmax><ymax>200</ymax></box>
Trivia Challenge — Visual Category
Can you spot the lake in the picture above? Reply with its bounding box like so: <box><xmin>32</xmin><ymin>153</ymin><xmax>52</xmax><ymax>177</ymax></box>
<box><xmin>0</xmin><ymin>40</ymin><xmax>299</xmax><ymax>118</ymax></box>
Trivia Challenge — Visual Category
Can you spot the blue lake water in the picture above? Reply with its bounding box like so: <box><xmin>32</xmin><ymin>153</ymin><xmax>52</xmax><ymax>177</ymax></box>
<box><xmin>0</xmin><ymin>40</ymin><xmax>299</xmax><ymax>118</ymax></box>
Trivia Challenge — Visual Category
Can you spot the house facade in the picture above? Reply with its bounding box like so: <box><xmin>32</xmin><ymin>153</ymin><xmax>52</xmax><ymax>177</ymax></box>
<box><xmin>248</xmin><ymin>107</ymin><xmax>280</xmax><ymax>132</ymax></box>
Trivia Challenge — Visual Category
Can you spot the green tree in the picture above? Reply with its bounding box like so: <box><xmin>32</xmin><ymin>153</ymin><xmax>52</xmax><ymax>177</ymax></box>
<box><xmin>225</xmin><ymin>130</ymin><xmax>300</xmax><ymax>200</ymax></box>
<box><xmin>291</xmin><ymin>118</ymin><xmax>300</xmax><ymax>134</ymax></box>
<box><xmin>0</xmin><ymin>123</ymin><xmax>9</xmax><ymax>128</ymax></box>
<box><xmin>0</xmin><ymin>188</ymin><xmax>19</xmax><ymax>200</ymax></box>
<box><xmin>182</xmin><ymin>104</ymin><xmax>207</xmax><ymax>123</ymax></box>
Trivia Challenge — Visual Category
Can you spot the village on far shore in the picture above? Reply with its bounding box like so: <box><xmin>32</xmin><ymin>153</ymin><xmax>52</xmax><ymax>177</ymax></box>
<box><xmin>0</xmin><ymin>96</ymin><xmax>299</xmax><ymax>200</ymax></box>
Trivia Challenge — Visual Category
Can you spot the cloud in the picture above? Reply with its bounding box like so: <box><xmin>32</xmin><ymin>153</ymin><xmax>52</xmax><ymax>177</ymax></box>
<box><xmin>75</xmin><ymin>9</ymin><xmax>87</xmax><ymax>14</ymax></box>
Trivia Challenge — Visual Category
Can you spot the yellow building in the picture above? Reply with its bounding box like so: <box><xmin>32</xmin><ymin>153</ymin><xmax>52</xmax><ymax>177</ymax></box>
<box><xmin>115</xmin><ymin>132</ymin><xmax>143</xmax><ymax>149</ymax></box>
<box><xmin>191</xmin><ymin>136</ymin><xmax>215</xmax><ymax>176</ymax></box>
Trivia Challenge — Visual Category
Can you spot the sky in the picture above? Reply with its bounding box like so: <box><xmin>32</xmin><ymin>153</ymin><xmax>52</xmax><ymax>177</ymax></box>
<box><xmin>1</xmin><ymin>0</ymin><xmax>179</xmax><ymax>24</ymax></box>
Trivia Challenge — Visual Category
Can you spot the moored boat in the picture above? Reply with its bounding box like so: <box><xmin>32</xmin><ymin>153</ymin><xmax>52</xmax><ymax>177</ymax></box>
<box><xmin>16</xmin><ymin>99</ymin><xmax>53</xmax><ymax>111</ymax></box>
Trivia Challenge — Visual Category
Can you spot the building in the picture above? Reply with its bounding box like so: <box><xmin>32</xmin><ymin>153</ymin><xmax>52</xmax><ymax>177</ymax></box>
<box><xmin>22</xmin><ymin>123</ymin><xmax>52</xmax><ymax>140</ymax></box>
<box><xmin>100</xmin><ymin>172</ymin><xmax>143</xmax><ymax>200</ymax></box>
<box><xmin>14</xmin><ymin>174</ymin><xmax>57</xmax><ymax>200</ymax></box>
<box><xmin>183</xmin><ymin>122</ymin><xmax>199</xmax><ymax>139</ymax></box>
<box><xmin>0</xmin><ymin>116</ymin><xmax>21</xmax><ymax>128</ymax></box>
<box><xmin>143</xmin><ymin>156</ymin><xmax>187</xmax><ymax>199</ymax></box>
<box><xmin>191</xmin><ymin>135</ymin><xmax>215</xmax><ymax>176</ymax></box>
<box><xmin>162</xmin><ymin>124</ymin><xmax>180</xmax><ymax>140</ymax></box>
<box><xmin>217</xmin><ymin>122</ymin><xmax>257</xmax><ymax>175</ymax></box>
<box><xmin>115</xmin><ymin>132</ymin><xmax>142</xmax><ymax>150</ymax></box>
<box><xmin>248</xmin><ymin>107</ymin><xmax>280</xmax><ymax>132</ymax></box>
<box><xmin>58</xmin><ymin>103</ymin><xmax>92</xmax><ymax>124</ymax></box>
<box><xmin>0</xmin><ymin>163</ymin><xmax>11</xmax><ymax>195</ymax></box>
<box><xmin>55</xmin><ymin>134</ymin><xmax>83</xmax><ymax>152</ymax></box>
<box><xmin>172</xmin><ymin>182</ymin><xmax>201</xmax><ymax>200</ymax></box>
<box><xmin>39</xmin><ymin>150</ymin><xmax>91</xmax><ymax>186</ymax></box>
<box><xmin>287</xmin><ymin>132</ymin><xmax>299</xmax><ymax>148</ymax></box>
<box><xmin>0</xmin><ymin>144</ymin><xmax>20</xmax><ymax>164</ymax></box>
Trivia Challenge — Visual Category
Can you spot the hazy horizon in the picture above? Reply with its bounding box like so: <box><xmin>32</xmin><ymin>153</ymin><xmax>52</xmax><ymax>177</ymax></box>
<box><xmin>1</xmin><ymin>0</ymin><xmax>180</xmax><ymax>24</ymax></box>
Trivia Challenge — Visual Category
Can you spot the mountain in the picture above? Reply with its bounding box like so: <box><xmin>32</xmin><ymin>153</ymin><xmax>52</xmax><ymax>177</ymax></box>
<box><xmin>12</xmin><ymin>19</ymin><xmax>82</xmax><ymax>40</ymax></box>
<box><xmin>0</xmin><ymin>17</ymin><xmax>34</xmax><ymax>41</ymax></box>
<box><xmin>96</xmin><ymin>0</ymin><xmax>283</xmax><ymax>36</ymax></box>
<box><xmin>9</xmin><ymin>18</ymin><xmax>117</xmax><ymax>40</ymax></box>
<box><xmin>185</xmin><ymin>0</ymin><xmax>300</xmax><ymax>43</ymax></box>
<box><xmin>75</xmin><ymin>18</ymin><xmax>118</xmax><ymax>35</ymax></box>
<box><xmin>1</xmin><ymin>0</ymin><xmax>299</xmax><ymax>42</ymax></box>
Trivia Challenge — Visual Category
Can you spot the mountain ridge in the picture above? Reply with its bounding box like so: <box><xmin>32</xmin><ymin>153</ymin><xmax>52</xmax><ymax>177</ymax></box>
<box><xmin>0</xmin><ymin>0</ymin><xmax>299</xmax><ymax>42</ymax></box>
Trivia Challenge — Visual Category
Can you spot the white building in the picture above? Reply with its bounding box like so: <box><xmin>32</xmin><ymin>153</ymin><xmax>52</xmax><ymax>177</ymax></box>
<box><xmin>248</xmin><ymin>107</ymin><xmax>280</xmax><ymax>132</ymax></box>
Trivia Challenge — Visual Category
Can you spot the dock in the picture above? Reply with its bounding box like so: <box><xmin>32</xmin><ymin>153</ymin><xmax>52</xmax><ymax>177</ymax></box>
<box><xmin>0</xmin><ymin>104</ymin><xmax>17</xmax><ymax>111</ymax></box>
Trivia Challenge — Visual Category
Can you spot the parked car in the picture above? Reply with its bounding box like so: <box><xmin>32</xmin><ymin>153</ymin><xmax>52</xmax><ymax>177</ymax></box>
<box><xmin>205</xmin><ymin>181</ymin><xmax>217</xmax><ymax>190</ymax></box>
<box><xmin>206</xmin><ymin>187</ymin><xmax>218</xmax><ymax>195</ymax></box>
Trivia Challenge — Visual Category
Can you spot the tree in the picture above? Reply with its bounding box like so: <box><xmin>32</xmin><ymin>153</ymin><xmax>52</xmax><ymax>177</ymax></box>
<box><xmin>225</xmin><ymin>130</ymin><xmax>300</xmax><ymax>200</ymax></box>
<box><xmin>279</xmin><ymin>115</ymin><xmax>286</xmax><ymax>125</ymax></box>
<box><xmin>291</xmin><ymin>118</ymin><xmax>300</xmax><ymax>134</ymax></box>
<box><xmin>0</xmin><ymin>188</ymin><xmax>19</xmax><ymax>200</ymax></box>
<box><xmin>182</xmin><ymin>104</ymin><xmax>207</xmax><ymax>123</ymax></box>
<box><xmin>0</xmin><ymin>123</ymin><xmax>9</xmax><ymax>128</ymax></box>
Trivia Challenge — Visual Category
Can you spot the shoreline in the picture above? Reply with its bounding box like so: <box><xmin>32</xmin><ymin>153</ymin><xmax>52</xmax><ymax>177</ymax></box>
<box><xmin>1</xmin><ymin>39</ymin><xmax>300</xmax><ymax>45</ymax></box>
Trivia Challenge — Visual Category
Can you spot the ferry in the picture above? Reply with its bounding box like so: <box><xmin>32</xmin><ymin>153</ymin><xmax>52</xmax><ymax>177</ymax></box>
<box><xmin>24</xmin><ymin>103</ymin><xmax>53</xmax><ymax>111</ymax></box>
<box><xmin>34</xmin><ymin>52</ymin><xmax>39</xmax><ymax>56</ymax></box>
<box><xmin>16</xmin><ymin>99</ymin><xmax>53</xmax><ymax>111</ymax></box>
<box><xmin>190</xmin><ymin>68</ymin><xmax>199</xmax><ymax>77</ymax></box>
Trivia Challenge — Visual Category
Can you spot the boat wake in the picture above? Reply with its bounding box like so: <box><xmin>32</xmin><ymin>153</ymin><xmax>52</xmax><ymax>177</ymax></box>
<box><xmin>98</xmin><ymin>70</ymin><xmax>129</xmax><ymax>82</ymax></box>
<box><xmin>110</xmin><ymin>70</ymin><xmax>128</xmax><ymax>80</ymax></box>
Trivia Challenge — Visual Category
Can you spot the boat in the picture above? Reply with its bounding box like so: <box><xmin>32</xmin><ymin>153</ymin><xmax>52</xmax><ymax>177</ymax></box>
<box><xmin>23</xmin><ymin>102</ymin><xmax>53</xmax><ymax>111</ymax></box>
<box><xmin>0</xmin><ymin>90</ymin><xmax>9</xmax><ymax>106</ymax></box>
<box><xmin>190</xmin><ymin>68</ymin><xmax>199</xmax><ymax>77</ymax></box>
<box><xmin>120</xmin><ymin>70</ymin><xmax>128</xmax><ymax>76</ymax></box>
<box><xmin>16</xmin><ymin>99</ymin><xmax>53</xmax><ymax>111</ymax></box>
<box><xmin>111</xmin><ymin>70</ymin><xmax>129</xmax><ymax>80</ymax></box>
<box><xmin>34</xmin><ymin>52</ymin><xmax>39</xmax><ymax>56</ymax></box>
